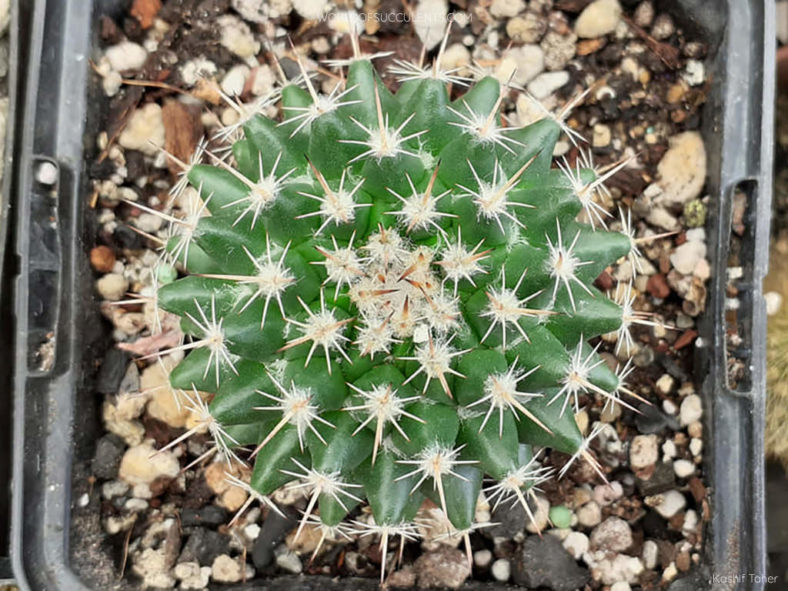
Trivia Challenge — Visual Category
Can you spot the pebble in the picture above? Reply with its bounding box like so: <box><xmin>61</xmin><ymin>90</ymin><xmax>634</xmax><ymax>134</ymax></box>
<box><xmin>662</xmin><ymin>439</ymin><xmax>677</xmax><ymax>459</ymax></box>
<box><xmin>132</xmin><ymin>548</ymin><xmax>176</xmax><ymax>589</ymax></box>
<box><xmin>144</xmin><ymin>365</ymin><xmax>191</xmax><ymax>428</ymax></box>
<box><xmin>500</xmin><ymin>45</ymin><xmax>545</xmax><ymax>86</ymax></box>
<box><xmin>252</xmin><ymin>510</ymin><xmax>297</xmax><ymax>569</ymax></box>
<box><xmin>118</xmin><ymin>103</ymin><xmax>165</xmax><ymax>155</ymax></box>
<box><xmin>630</xmin><ymin>434</ymin><xmax>659</xmax><ymax>469</ymax></box>
<box><xmin>682</xmin><ymin>509</ymin><xmax>699</xmax><ymax>535</ymax></box>
<box><xmin>766</xmin><ymin>291</ymin><xmax>784</xmax><ymax>315</ymax></box>
<box><xmin>105</xmin><ymin>41</ymin><xmax>147</xmax><ymax>72</ymax></box>
<box><xmin>576</xmin><ymin>501</ymin><xmax>602</xmax><ymax>528</ymax></box>
<box><xmin>179</xmin><ymin>529</ymin><xmax>232</xmax><ymax>566</ymax></box>
<box><xmin>490</xmin><ymin>0</ymin><xmax>525</xmax><ymax>18</ymax></box>
<box><xmin>174</xmin><ymin>561</ymin><xmax>212</xmax><ymax>590</ymax></box>
<box><xmin>526</xmin><ymin>70</ymin><xmax>569</xmax><ymax>99</ymax></box>
<box><xmin>590</xmin><ymin>553</ymin><xmax>644</xmax><ymax>585</ymax></box>
<box><xmin>611</xmin><ymin>583</ymin><xmax>632</xmax><ymax>591</ymax></box>
<box><xmin>96</xmin><ymin>272</ymin><xmax>129</xmax><ymax>301</ymax></box>
<box><xmin>102</xmin><ymin>479</ymin><xmax>129</xmax><ymax>499</ymax></box>
<box><xmin>592</xmin><ymin>123</ymin><xmax>611</xmax><ymax>147</ymax></box>
<box><xmin>491</xmin><ymin>558</ymin><xmax>511</xmax><ymax>582</ymax></box>
<box><xmin>673</xmin><ymin>459</ymin><xmax>695</xmax><ymax>478</ymax></box>
<box><xmin>662</xmin><ymin>561</ymin><xmax>678</xmax><ymax>581</ymax></box>
<box><xmin>670</xmin><ymin>240</ymin><xmax>707</xmax><ymax>275</ymax></box>
<box><xmin>575</xmin><ymin>0</ymin><xmax>622</xmax><ymax>39</ymax></box>
<box><xmin>690</xmin><ymin>437</ymin><xmax>703</xmax><ymax>456</ymax></box>
<box><xmin>549</xmin><ymin>505</ymin><xmax>573</xmax><ymax>529</ymax></box>
<box><xmin>679</xmin><ymin>394</ymin><xmax>702</xmax><ymax>426</ymax></box>
<box><xmin>474</xmin><ymin>549</ymin><xmax>492</xmax><ymax>568</ymax></box>
<box><xmin>217</xmin><ymin>15</ymin><xmax>260</xmax><ymax>59</ymax></box>
<box><xmin>651</xmin><ymin>13</ymin><xmax>675</xmax><ymax>40</ymax></box>
<box><xmin>413</xmin><ymin>0</ymin><xmax>448</xmax><ymax>50</ymax></box>
<box><xmin>563</xmin><ymin>531</ymin><xmax>590</xmax><ymax>559</ymax></box>
<box><xmin>646</xmin><ymin>489</ymin><xmax>687</xmax><ymax>518</ymax></box>
<box><xmin>513</xmin><ymin>535</ymin><xmax>590</xmax><ymax>591</ymax></box>
<box><xmin>90</xmin><ymin>245</ymin><xmax>116</xmax><ymax>273</ymax></box>
<box><xmin>683</xmin><ymin>59</ymin><xmax>705</xmax><ymax>86</ymax></box>
<box><xmin>525</xmin><ymin>494</ymin><xmax>550</xmax><ymax>533</ymax></box>
<box><xmin>663</xmin><ymin>399</ymin><xmax>678</xmax><ymax>415</ymax></box>
<box><xmin>642</xmin><ymin>540</ymin><xmax>659</xmax><ymax>569</ymax></box>
<box><xmin>231</xmin><ymin>0</ymin><xmax>271</xmax><ymax>22</ymax></box>
<box><xmin>211</xmin><ymin>554</ymin><xmax>243</xmax><ymax>583</ymax></box>
<box><xmin>656</xmin><ymin>132</ymin><xmax>707</xmax><ymax>208</ymax></box>
<box><xmin>590</xmin><ymin>517</ymin><xmax>633</xmax><ymax>552</ymax></box>
<box><xmin>633</xmin><ymin>0</ymin><xmax>654</xmax><ymax>27</ymax></box>
<box><xmin>593</xmin><ymin>481</ymin><xmax>623</xmax><ymax>506</ymax></box>
<box><xmin>92</xmin><ymin>433</ymin><xmax>125</xmax><ymax>480</ymax></box>
<box><xmin>275</xmin><ymin>549</ymin><xmax>303</xmax><ymax>574</ymax></box>
<box><xmin>507</xmin><ymin>12</ymin><xmax>546</xmax><ymax>43</ymax></box>
<box><xmin>541</xmin><ymin>31</ymin><xmax>577</xmax><ymax>70</ymax></box>
<box><xmin>415</xmin><ymin>548</ymin><xmax>472</xmax><ymax>589</ymax></box>
<box><xmin>221</xmin><ymin>64</ymin><xmax>250</xmax><ymax>97</ymax></box>
<box><xmin>180</xmin><ymin>58</ymin><xmax>218</xmax><ymax>87</ymax></box>
<box><xmin>118</xmin><ymin>440</ymin><xmax>180</xmax><ymax>487</ymax></box>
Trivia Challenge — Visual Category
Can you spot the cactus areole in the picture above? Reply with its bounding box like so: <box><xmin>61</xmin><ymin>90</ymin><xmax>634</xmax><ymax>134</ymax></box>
<box><xmin>153</xmin><ymin>47</ymin><xmax>648</xmax><ymax>580</ymax></box>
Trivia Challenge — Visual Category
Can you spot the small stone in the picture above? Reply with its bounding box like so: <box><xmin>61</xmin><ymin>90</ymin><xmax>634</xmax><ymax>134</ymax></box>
<box><xmin>651</xmin><ymin>13</ymin><xmax>675</xmax><ymax>40</ymax></box>
<box><xmin>670</xmin><ymin>241</ymin><xmax>707</xmax><ymax>275</ymax></box>
<box><xmin>673</xmin><ymin>459</ymin><xmax>695</xmax><ymax>478</ymax></box>
<box><xmin>590</xmin><ymin>554</ymin><xmax>644</xmax><ymax>585</ymax></box>
<box><xmin>576</xmin><ymin>501</ymin><xmax>602</xmax><ymax>528</ymax></box>
<box><xmin>413</xmin><ymin>0</ymin><xmax>448</xmax><ymax>50</ymax></box>
<box><xmin>646</xmin><ymin>489</ymin><xmax>687</xmax><ymax>519</ymax></box>
<box><xmin>549</xmin><ymin>505</ymin><xmax>572</xmax><ymax>529</ymax></box>
<box><xmin>491</xmin><ymin>558</ymin><xmax>511</xmax><ymax>582</ymax></box>
<box><xmin>96</xmin><ymin>272</ymin><xmax>129</xmax><ymax>301</ymax></box>
<box><xmin>118</xmin><ymin>103</ymin><xmax>165</xmax><ymax>155</ymax></box>
<box><xmin>563</xmin><ymin>531</ymin><xmax>589</xmax><ymax>559</ymax></box>
<box><xmin>633</xmin><ymin>0</ymin><xmax>654</xmax><ymax>27</ymax></box>
<box><xmin>540</xmin><ymin>31</ymin><xmax>577</xmax><ymax>70</ymax></box>
<box><xmin>179</xmin><ymin>529</ymin><xmax>231</xmax><ymax>566</ymax></box>
<box><xmin>513</xmin><ymin>535</ymin><xmax>590</xmax><ymax>591</ymax></box>
<box><xmin>662</xmin><ymin>439</ymin><xmax>677</xmax><ymax>459</ymax></box>
<box><xmin>656</xmin><ymin>132</ymin><xmax>707</xmax><ymax>208</ymax></box>
<box><xmin>525</xmin><ymin>494</ymin><xmax>550</xmax><ymax>533</ymax></box>
<box><xmin>593</xmin><ymin>481</ymin><xmax>623</xmax><ymax>506</ymax></box>
<box><xmin>679</xmin><ymin>394</ymin><xmax>702</xmax><ymax>426</ymax></box>
<box><xmin>500</xmin><ymin>45</ymin><xmax>545</xmax><ymax>86</ymax></box>
<box><xmin>575</xmin><ymin>0</ymin><xmax>622</xmax><ymax>39</ymax></box>
<box><xmin>491</xmin><ymin>0</ymin><xmax>525</xmax><ymax>18</ymax></box>
<box><xmin>90</xmin><ymin>245</ymin><xmax>116</xmax><ymax>273</ymax></box>
<box><xmin>179</xmin><ymin>57</ymin><xmax>218</xmax><ymax>87</ymax></box>
<box><xmin>662</xmin><ymin>561</ymin><xmax>678</xmax><ymax>582</ymax></box>
<box><xmin>119</xmin><ymin>440</ymin><xmax>180</xmax><ymax>487</ymax></box>
<box><xmin>630</xmin><ymin>434</ymin><xmax>659</xmax><ymax>470</ymax></box>
<box><xmin>221</xmin><ymin>64</ymin><xmax>250</xmax><ymax>97</ymax></box>
<box><xmin>507</xmin><ymin>12</ymin><xmax>546</xmax><ymax>43</ymax></box>
<box><xmin>174</xmin><ymin>561</ymin><xmax>212</xmax><ymax>590</ymax></box>
<box><xmin>388</xmin><ymin>566</ymin><xmax>417</xmax><ymax>588</ymax></box>
<box><xmin>211</xmin><ymin>554</ymin><xmax>243</xmax><ymax>583</ymax></box>
<box><xmin>105</xmin><ymin>41</ymin><xmax>147</xmax><ymax>72</ymax></box>
<box><xmin>217</xmin><ymin>15</ymin><xmax>260</xmax><ymax>59</ymax></box>
<box><xmin>252</xmin><ymin>510</ymin><xmax>297</xmax><ymax>569</ymax></box>
<box><xmin>682</xmin><ymin>509</ymin><xmax>699</xmax><ymax>535</ymax></box>
<box><xmin>656</xmin><ymin>374</ymin><xmax>675</xmax><ymax>395</ymax></box>
<box><xmin>92</xmin><ymin>433</ymin><xmax>125</xmax><ymax>480</ymax></box>
<box><xmin>526</xmin><ymin>70</ymin><xmax>569</xmax><ymax>99</ymax></box>
<box><xmin>647</xmin><ymin>273</ymin><xmax>671</xmax><ymax>299</ymax></box>
<box><xmin>592</xmin><ymin>123</ymin><xmax>611</xmax><ymax>147</ymax></box>
<box><xmin>275</xmin><ymin>549</ymin><xmax>303</xmax><ymax>574</ymax></box>
<box><xmin>415</xmin><ymin>547</ymin><xmax>472</xmax><ymax>589</ymax></box>
<box><xmin>132</xmin><ymin>548</ymin><xmax>176</xmax><ymax>589</ymax></box>
<box><xmin>473</xmin><ymin>549</ymin><xmax>492</xmax><ymax>568</ymax></box>
<box><xmin>689</xmin><ymin>438</ymin><xmax>703</xmax><ymax>456</ymax></box>
<box><xmin>591</xmin><ymin>517</ymin><xmax>633</xmax><ymax>552</ymax></box>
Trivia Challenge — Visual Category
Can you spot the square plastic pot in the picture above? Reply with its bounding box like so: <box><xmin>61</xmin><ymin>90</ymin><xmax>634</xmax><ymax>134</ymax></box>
<box><xmin>8</xmin><ymin>0</ymin><xmax>775</xmax><ymax>589</ymax></box>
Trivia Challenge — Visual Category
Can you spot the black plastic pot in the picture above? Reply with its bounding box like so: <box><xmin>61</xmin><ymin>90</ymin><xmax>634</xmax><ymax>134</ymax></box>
<box><xmin>8</xmin><ymin>0</ymin><xmax>775</xmax><ymax>589</ymax></box>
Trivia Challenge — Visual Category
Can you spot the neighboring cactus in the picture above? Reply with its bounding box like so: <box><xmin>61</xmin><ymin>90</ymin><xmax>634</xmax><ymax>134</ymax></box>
<box><xmin>140</xmin><ymin>31</ymin><xmax>654</xmax><ymax>581</ymax></box>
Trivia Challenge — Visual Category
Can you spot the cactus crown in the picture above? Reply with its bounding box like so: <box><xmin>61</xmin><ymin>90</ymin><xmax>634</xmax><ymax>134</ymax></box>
<box><xmin>150</xmin><ymin>34</ymin><xmax>645</xmax><ymax>581</ymax></box>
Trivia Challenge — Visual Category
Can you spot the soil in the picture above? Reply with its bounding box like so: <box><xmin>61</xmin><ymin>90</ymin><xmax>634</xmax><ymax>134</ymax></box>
<box><xmin>74</xmin><ymin>0</ymin><xmax>715</xmax><ymax>589</ymax></box>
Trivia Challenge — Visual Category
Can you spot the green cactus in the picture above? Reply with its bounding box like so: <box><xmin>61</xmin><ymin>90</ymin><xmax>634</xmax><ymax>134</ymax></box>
<box><xmin>143</xmin><ymin>33</ymin><xmax>651</xmax><ymax>581</ymax></box>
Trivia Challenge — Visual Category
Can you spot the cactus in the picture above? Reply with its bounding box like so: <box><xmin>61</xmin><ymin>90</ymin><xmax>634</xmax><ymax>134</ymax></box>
<box><xmin>141</xmin><ymin>31</ymin><xmax>654</xmax><ymax>581</ymax></box>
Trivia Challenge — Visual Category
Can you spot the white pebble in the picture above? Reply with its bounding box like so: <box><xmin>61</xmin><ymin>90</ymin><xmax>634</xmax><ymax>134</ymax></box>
<box><xmin>118</xmin><ymin>440</ymin><xmax>180</xmax><ymax>486</ymax></box>
<box><xmin>211</xmin><ymin>555</ymin><xmax>243</xmax><ymax>583</ymax></box>
<box><xmin>663</xmin><ymin>399</ymin><xmax>678</xmax><ymax>415</ymax></box>
<box><xmin>576</xmin><ymin>501</ymin><xmax>602</xmax><ymax>528</ymax></box>
<box><xmin>563</xmin><ymin>531</ymin><xmax>589</xmax><ymax>559</ymax></box>
<box><xmin>96</xmin><ymin>273</ymin><xmax>129</xmax><ymax>301</ymax></box>
<box><xmin>491</xmin><ymin>558</ymin><xmax>511</xmax><ymax>582</ymax></box>
<box><xmin>175</xmin><ymin>562</ymin><xmax>212</xmax><ymax>590</ymax></box>
<box><xmin>656</xmin><ymin>374</ymin><xmax>675</xmax><ymax>395</ymax></box>
<box><xmin>662</xmin><ymin>439</ymin><xmax>677</xmax><ymax>459</ymax></box>
<box><xmin>656</xmin><ymin>132</ymin><xmax>707</xmax><ymax>207</ymax></box>
<box><xmin>673</xmin><ymin>459</ymin><xmax>695</xmax><ymax>478</ymax></box>
<box><xmin>490</xmin><ymin>0</ymin><xmax>525</xmax><ymax>17</ymax></box>
<box><xmin>642</xmin><ymin>540</ymin><xmax>658</xmax><ymax>569</ymax></box>
<box><xmin>118</xmin><ymin>103</ymin><xmax>164</xmax><ymax>155</ymax></box>
<box><xmin>648</xmin><ymin>489</ymin><xmax>687</xmax><ymax>519</ymax></box>
<box><xmin>105</xmin><ymin>42</ymin><xmax>148</xmax><ymax>72</ymax></box>
<box><xmin>766</xmin><ymin>291</ymin><xmax>783</xmax><ymax>316</ymax></box>
<box><xmin>679</xmin><ymin>394</ymin><xmax>703</xmax><ymax>426</ymax></box>
<box><xmin>682</xmin><ymin>509</ymin><xmax>699</xmax><ymax>534</ymax></box>
<box><xmin>36</xmin><ymin>161</ymin><xmax>58</xmax><ymax>185</ymax></box>
<box><xmin>275</xmin><ymin>550</ymin><xmax>303</xmax><ymax>574</ymax></box>
<box><xmin>473</xmin><ymin>549</ymin><xmax>492</xmax><ymax>568</ymax></box>
<box><xmin>670</xmin><ymin>241</ymin><xmax>707</xmax><ymax>275</ymax></box>
<box><xmin>575</xmin><ymin>0</ymin><xmax>622</xmax><ymax>39</ymax></box>
<box><xmin>221</xmin><ymin>64</ymin><xmax>250</xmax><ymax>97</ymax></box>
<box><xmin>526</xmin><ymin>70</ymin><xmax>570</xmax><ymax>99</ymax></box>
<box><xmin>690</xmin><ymin>437</ymin><xmax>703</xmax><ymax>456</ymax></box>
<box><xmin>525</xmin><ymin>494</ymin><xmax>550</xmax><ymax>533</ymax></box>
<box><xmin>180</xmin><ymin>57</ymin><xmax>218</xmax><ymax>87</ymax></box>
<box><xmin>683</xmin><ymin>59</ymin><xmax>705</xmax><ymax>86</ymax></box>
<box><xmin>498</xmin><ymin>45</ymin><xmax>545</xmax><ymax>86</ymax></box>
<box><xmin>293</xmin><ymin>0</ymin><xmax>327</xmax><ymax>19</ymax></box>
<box><xmin>611</xmin><ymin>583</ymin><xmax>632</xmax><ymax>591</ymax></box>
<box><xmin>218</xmin><ymin>15</ymin><xmax>260</xmax><ymax>59</ymax></box>
<box><xmin>630</xmin><ymin>434</ymin><xmax>659</xmax><ymax>469</ymax></box>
